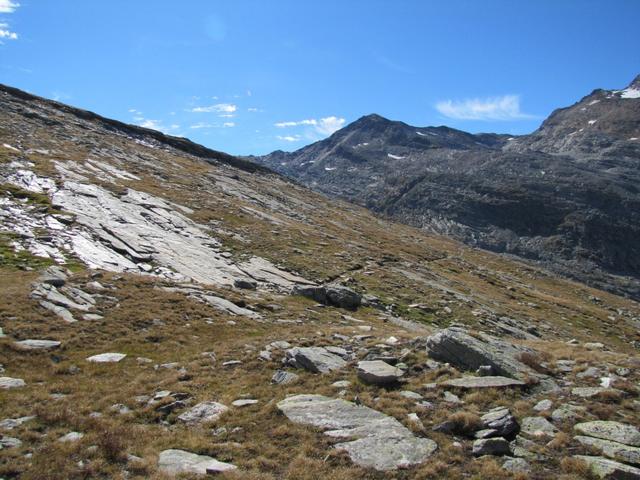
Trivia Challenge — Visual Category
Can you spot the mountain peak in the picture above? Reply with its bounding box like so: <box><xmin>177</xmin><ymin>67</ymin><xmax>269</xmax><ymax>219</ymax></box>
<box><xmin>628</xmin><ymin>73</ymin><xmax>640</xmax><ymax>90</ymax></box>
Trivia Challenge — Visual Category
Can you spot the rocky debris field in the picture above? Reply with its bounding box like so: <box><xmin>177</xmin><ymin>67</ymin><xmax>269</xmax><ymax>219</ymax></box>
<box><xmin>1</xmin><ymin>84</ymin><xmax>640</xmax><ymax>479</ymax></box>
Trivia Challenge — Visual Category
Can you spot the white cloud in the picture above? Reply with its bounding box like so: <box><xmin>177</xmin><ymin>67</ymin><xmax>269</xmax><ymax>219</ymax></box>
<box><xmin>277</xmin><ymin>135</ymin><xmax>302</xmax><ymax>142</ymax></box>
<box><xmin>0</xmin><ymin>0</ymin><xmax>19</xmax><ymax>13</ymax></box>
<box><xmin>316</xmin><ymin>116</ymin><xmax>346</xmax><ymax>135</ymax></box>
<box><xmin>190</xmin><ymin>103</ymin><xmax>237</xmax><ymax>113</ymax></box>
<box><xmin>0</xmin><ymin>22</ymin><xmax>17</xmax><ymax>40</ymax></box>
<box><xmin>275</xmin><ymin>119</ymin><xmax>317</xmax><ymax>128</ymax></box>
<box><xmin>223</xmin><ymin>122</ymin><xmax>235</xmax><ymax>127</ymax></box>
<box><xmin>247</xmin><ymin>107</ymin><xmax>260</xmax><ymax>112</ymax></box>
<box><xmin>137</xmin><ymin>118</ymin><xmax>180</xmax><ymax>134</ymax></box>
<box><xmin>274</xmin><ymin>116</ymin><xmax>346</xmax><ymax>136</ymax></box>
<box><xmin>189</xmin><ymin>122</ymin><xmax>216</xmax><ymax>129</ymax></box>
<box><xmin>435</xmin><ymin>95</ymin><xmax>534</xmax><ymax>121</ymax></box>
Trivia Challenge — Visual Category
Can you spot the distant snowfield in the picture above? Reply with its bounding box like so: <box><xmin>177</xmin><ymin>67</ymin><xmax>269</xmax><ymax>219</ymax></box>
<box><xmin>620</xmin><ymin>87</ymin><xmax>640</xmax><ymax>99</ymax></box>
<box><xmin>324</xmin><ymin>167</ymin><xmax>336</xmax><ymax>171</ymax></box>
<box><xmin>387</xmin><ymin>153</ymin><xmax>405</xmax><ymax>160</ymax></box>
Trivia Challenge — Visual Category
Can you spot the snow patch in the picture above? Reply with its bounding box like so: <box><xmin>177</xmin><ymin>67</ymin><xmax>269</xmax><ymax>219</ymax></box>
<box><xmin>588</xmin><ymin>119</ymin><xmax>597</xmax><ymax>125</ymax></box>
<box><xmin>387</xmin><ymin>154</ymin><xmax>405</xmax><ymax>160</ymax></box>
<box><xmin>325</xmin><ymin>167</ymin><xmax>336</xmax><ymax>171</ymax></box>
<box><xmin>620</xmin><ymin>88</ymin><xmax>640</xmax><ymax>99</ymax></box>
<box><xmin>587</xmin><ymin>100</ymin><xmax>600</xmax><ymax>106</ymax></box>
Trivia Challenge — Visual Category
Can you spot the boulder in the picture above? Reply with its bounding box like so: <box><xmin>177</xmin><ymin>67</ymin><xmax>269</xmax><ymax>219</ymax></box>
<box><xmin>575</xmin><ymin>421</ymin><xmax>640</xmax><ymax>447</ymax></box>
<box><xmin>472</xmin><ymin>437</ymin><xmax>511</xmax><ymax>456</ymax></box>
<box><xmin>177</xmin><ymin>402</ymin><xmax>228</xmax><ymax>424</ymax></box>
<box><xmin>58</xmin><ymin>432</ymin><xmax>84</xmax><ymax>442</ymax></box>
<box><xmin>520</xmin><ymin>416</ymin><xmax>558</xmax><ymax>438</ymax></box>
<box><xmin>294</xmin><ymin>284</ymin><xmax>361</xmax><ymax>310</ymax></box>
<box><xmin>574</xmin><ymin>455</ymin><xmax>640</xmax><ymax>479</ymax></box>
<box><xmin>232</xmin><ymin>399</ymin><xmax>258</xmax><ymax>407</ymax></box>
<box><xmin>285</xmin><ymin>347</ymin><xmax>347</xmax><ymax>374</ymax></box>
<box><xmin>277</xmin><ymin>394</ymin><xmax>437</xmax><ymax>471</ymax></box>
<box><xmin>234</xmin><ymin>278</ymin><xmax>257</xmax><ymax>290</ymax></box>
<box><xmin>158</xmin><ymin>449</ymin><xmax>237</xmax><ymax>476</ymax></box>
<box><xmin>357</xmin><ymin>360</ymin><xmax>403</xmax><ymax>385</ymax></box>
<box><xmin>480</xmin><ymin>407</ymin><xmax>519</xmax><ymax>438</ymax></box>
<box><xmin>503</xmin><ymin>457</ymin><xmax>531</xmax><ymax>473</ymax></box>
<box><xmin>575</xmin><ymin>435</ymin><xmax>640</xmax><ymax>466</ymax></box>
<box><xmin>425</xmin><ymin>327</ymin><xmax>556</xmax><ymax>391</ymax></box>
<box><xmin>533</xmin><ymin>399</ymin><xmax>553</xmax><ymax>412</ymax></box>
<box><xmin>441</xmin><ymin>375</ymin><xmax>525</xmax><ymax>389</ymax></box>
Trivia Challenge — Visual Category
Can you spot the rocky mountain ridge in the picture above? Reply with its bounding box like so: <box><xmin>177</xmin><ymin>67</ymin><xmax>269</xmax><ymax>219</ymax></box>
<box><xmin>254</xmin><ymin>75</ymin><xmax>640</xmax><ymax>300</ymax></box>
<box><xmin>1</xmin><ymin>84</ymin><xmax>640</xmax><ymax>479</ymax></box>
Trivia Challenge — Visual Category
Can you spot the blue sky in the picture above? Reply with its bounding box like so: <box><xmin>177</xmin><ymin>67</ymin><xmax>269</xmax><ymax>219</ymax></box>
<box><xmin>1</xmin><ymin>1</ymin><xmax>639</xmax><ymax>155</ymax></box>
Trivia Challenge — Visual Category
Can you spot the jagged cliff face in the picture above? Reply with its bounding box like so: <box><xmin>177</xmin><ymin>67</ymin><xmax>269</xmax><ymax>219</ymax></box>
<box><xmin>255</xmin><ymin>77</ymin><xmax>640</xmax><ymax>299</ymax></box>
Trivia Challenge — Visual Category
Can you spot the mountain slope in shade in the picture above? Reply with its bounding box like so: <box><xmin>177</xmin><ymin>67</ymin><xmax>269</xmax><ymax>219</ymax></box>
<box><xmin>254</xmin><ymin>76</ymin><xmax>640</xmax><ymax>299</ymax></box>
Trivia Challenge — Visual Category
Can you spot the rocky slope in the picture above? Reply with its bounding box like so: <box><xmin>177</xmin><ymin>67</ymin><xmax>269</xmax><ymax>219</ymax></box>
<box><xmin>1</xmin><ymin>84</ymin><xmax>640</xmax><ymax>479</ymax></box>
<box><xmin>254</xmin><ymin>76</ymin><xmax>640</xmax><ymax>300</ymax></box>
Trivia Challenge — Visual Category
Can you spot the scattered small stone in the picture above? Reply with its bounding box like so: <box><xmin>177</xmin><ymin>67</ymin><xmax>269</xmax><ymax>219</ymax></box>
<box><xmin>177</xmin><ymin>402</ymin><xmax>228</xmax><ymax>424</ymax></box>
<box><xmin>0</xmin><ymin>377</ymin><xmax>26</xmax><ymax>389</ymax></box>
<box><xmin>232</xmin><ymin>399</ymin><xmax>258</xmax><ymax>407</ymax></box>
<box><xmin>443</xmin><ymin>391</ymin><xmax>463</xmax><ymax>404</ymax></box>
<box><xmin>59</xmin><ymin>432</ymin><xmax>84</xmax><ymax>442</ymax></box>
<box><xmin>86</xmin><ymin>353</ymin><xmax>126</xmax><ymax>363</ymax></box>
<box><xmin>533</xmin><ymin>399</ymin><xmax>553</xmax><ymax>412</ymax></box>
<box><xmin>271</xmin><ymin>370</ymin><xmax>299</xmax><ymax>385</ymax></box>
<box><xmin>472</xmin><ymin>437</ymin><xmax>511</xmax><ymax>456</ymax></box>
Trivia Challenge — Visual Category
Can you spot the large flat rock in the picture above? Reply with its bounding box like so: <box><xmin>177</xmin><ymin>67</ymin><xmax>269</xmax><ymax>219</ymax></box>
<box><xmin>574</xmin><ymin>455</ymin><xmax>640</xmax><ymax>479</ymax></box>
<box><xmin>158</xmin><ymin>449</ymin><xmax>237</xmax><ymax>476</ymax></box>
<box><xmin>575</xmin><ymin>435</ymin><xmax>640</xmax><ymax>466</ymax></box>
<box><xmin>0</xmin><ymin>377</ymin><xmax>26</xmax><ymax>389</ymax></box>
<box><xmin>277</xmin><ymin>394</ymin><xmax>437</xmax><ymax>471</ymax></box>
<box><xmin>86</xmin><ymin>353</ymin><xmax>127</xmax><ymax>363</ymax></box>
<box><xmin>575</xmin><ymin>421</ymin><xmax>640</xmax><ymax>447</ymax></box>
<box><xmin>441</xmin><ymin>375</ymin><xmax>526</xmax><ymax>389</ymax></box>
<box><xmin>14</xmin><ymin>339</ymin><xmax>61</xmax><ymax>350</ymax></box>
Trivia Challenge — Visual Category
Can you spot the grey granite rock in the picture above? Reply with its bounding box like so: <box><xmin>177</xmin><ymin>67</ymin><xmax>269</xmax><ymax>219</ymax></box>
<box><xmin>277</xmin><ymin>394</ymin><xmax>437</xmax><ymax>471</ymax></box>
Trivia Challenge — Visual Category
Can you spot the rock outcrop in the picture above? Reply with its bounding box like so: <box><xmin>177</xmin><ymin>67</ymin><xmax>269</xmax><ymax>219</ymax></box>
<box><xmin>277</xmin><ymin>394</ymin><xmax>437</xmax><ymax>471</ymax></box>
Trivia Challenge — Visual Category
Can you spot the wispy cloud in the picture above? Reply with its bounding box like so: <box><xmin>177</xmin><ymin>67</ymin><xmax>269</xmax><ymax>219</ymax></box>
<box><xmin>274</xmin><ymin>119</ymin><xmax>317</xmax><ymax>128</ymax></box>
<box><xmin>277</xmin><ymin>135</ymin><xmax>302</xmax><ymax>142</ymax></box>
<box><xmin>435</xmin><ymin>95</ymin><xmax>534</xmax><ymax>121</ymax></box>
<box><xmin>0</xmin><ymin>23</ymin><xmax>17</xmax><ymax>40</ymax></box>
<box><xmin>189</xmin><ymin>121</ymin><xmax>235</xmax><ymax>129</ymax></box>
<box><xmin>274</xmin><ymin>116</ymin><xmax>346</xmax><ymax>136</ymax></box>
<box><xmin>137</xmin><ymin>118</ymin><xmax>180</xmax><ymax>134</ymax></box>
<box><xmin>190</xmin><ymin>103</ymin><xmax>237</xmax><ymax>114</ymax></box>
<box><xmin>0</xmin><ymin>0</ymin><xmax>19</xmax><ymax>13</ymax></box>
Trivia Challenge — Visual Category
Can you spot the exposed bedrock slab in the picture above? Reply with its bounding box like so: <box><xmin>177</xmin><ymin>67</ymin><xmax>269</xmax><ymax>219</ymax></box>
<box><xmin>158</xmin><ymin>449</ymin><xmax>237</xmax><ymax>476</ymax></box>
<box><xmin>86</xmin><ymin>353</ymin><xmax>126</xmax><ymax>363</ymax></box>
<box><xmin>575</xmin><ymin>421</ymin><xmax>640</xmax><ymax>447</ymax></box>
<box><xmin>52</xmin><ymin>181</ymin><xmax>311</xmax><ymax>290</ymax></box>
<box><xmin>574</xmin><ymin>455</ymin><xmax>640</xmax><ymax>479</ymax></box>
<box><xmin>277</xmin><ymin>394</ymin><xmax>437</xmax><ymax>471</ymax></box>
